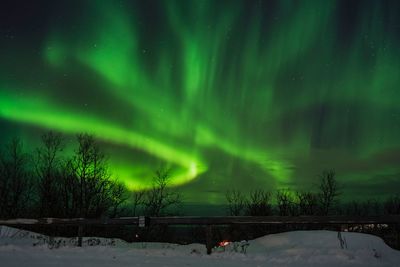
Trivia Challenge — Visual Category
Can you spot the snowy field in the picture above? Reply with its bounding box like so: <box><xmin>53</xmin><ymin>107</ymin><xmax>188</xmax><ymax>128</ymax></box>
<box><xmin>1</xmin><ymin>226</ymin><xmax>400</xmax><ymax>267</ymax></box>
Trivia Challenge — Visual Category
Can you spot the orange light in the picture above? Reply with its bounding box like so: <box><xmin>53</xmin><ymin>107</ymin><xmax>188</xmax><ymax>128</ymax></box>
<box><xmin>218</xmin><ymin>240</ymin><xmax>230</xmax><ymax>247</ymax></box>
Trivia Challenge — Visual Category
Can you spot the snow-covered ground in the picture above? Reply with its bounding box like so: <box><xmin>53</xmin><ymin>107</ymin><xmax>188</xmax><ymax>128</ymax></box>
<box><xmin>1</xmin><ymin>226</ymin><xmax>399</xmax><ymax>267</ymax></box>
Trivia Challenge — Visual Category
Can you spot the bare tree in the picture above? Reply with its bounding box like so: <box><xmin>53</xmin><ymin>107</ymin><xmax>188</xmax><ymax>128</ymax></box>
<box><xmin>226</xmin><ymin>189</ymin><xmax>246</xmax><ymax>216</ymax></box>
<box><xmin>62</xmin><ymin>133</ymin><xmax>127</xmax><ymax>218</ymax></box>
<box><xmin>35</xmin><ymin>131</ymin><xmax>64</xmax><ymax>217</ymax></box>
<box><xmin>0</xmin><ymin>138</ymin><xmax>33</xmax><ymax>218</ymax></box>
<box><xmin>131</xmin><ymin>190</ymin><xmax>145</xmax><ymax>216</ymax></box>
<box><xmin>342</xmin><ymin>199</ymin><xmax>382</xmax><ymax>216</ymax></box>
<box><xmin>276</xmin><ymin>189</ymin><xmax>296</xmax><ymax>216</ymax></box>
<box><xmin>245</xmin><ymin>189</ymin><xmax>272</xmax><ymax>216</ymax></box>
<box><xmin>318</xmin><ymin>170</ymin><xmax>340</xmax><ymax>215</ymax></box>
<box><xmin>383</xmin><ymin>195</ymin><xmax>400</xmax><ymax>215</ymax></box>
<box><xmin>142</xmin><ymin>169</ymin><xmax>181</xmax><ymax>216</ymax></box>
<box><xmin>296</xmin><ymin>191</ymin><xmax>318</xmax><ymax>215</ymax></box>
<box><xmin>108</xmin><ymin>182</ymin><xmax>127</xmax><ymax>217</ymax></box>
<box><xmin>60</xmin><ymin>159</ymin><xmax>80</xmax><ymax>217</ymax></box>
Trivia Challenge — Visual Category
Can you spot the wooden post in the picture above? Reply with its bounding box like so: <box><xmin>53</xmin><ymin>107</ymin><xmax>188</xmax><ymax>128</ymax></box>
<box><xmin>206</xmin><ymin>225</ymin><xmax>213</xmax><ymax>255</ymax></box>
<box><xmin>397</xmin><ymin>224</ymin><xmax>400</xmax><ymax>250</ymax></box>
<box><xmin>77</xmin><ymin>225</ymin><xmax>83</xmax><ymax>247</ymax></box>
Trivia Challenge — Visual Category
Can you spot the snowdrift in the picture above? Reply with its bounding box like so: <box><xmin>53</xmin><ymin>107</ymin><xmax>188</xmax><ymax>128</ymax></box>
<box><xmin>1</xmin><ymin>226</ymin><xmax>399</xmax><ymax>267</ymax></box>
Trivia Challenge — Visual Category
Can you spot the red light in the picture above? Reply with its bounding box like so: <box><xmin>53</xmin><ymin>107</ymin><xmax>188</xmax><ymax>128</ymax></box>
<box><xmin>218</xmin><ymin>240</ymin><xmax>230</xmax><ymax>247</ymax></box>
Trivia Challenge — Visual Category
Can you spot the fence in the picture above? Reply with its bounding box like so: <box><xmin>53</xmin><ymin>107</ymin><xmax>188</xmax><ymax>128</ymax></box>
<box><xmin>1</xmin><ymin>215</ymin><xmax>400</xmax><ymax>254</ymax></box>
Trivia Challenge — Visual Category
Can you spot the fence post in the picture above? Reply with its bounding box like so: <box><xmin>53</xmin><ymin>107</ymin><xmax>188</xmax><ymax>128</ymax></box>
<box><xmin>206</xmin><ymin>225</ymin><xmax>213</xmax><ymax>255</ymax></box>
<box><xmin>397</xmin><ymin>224</ymin><xmax>400</xmax><ymax>249</ymax></box>
<box><xmin>77</xmin><ymin>225</ymin><xmax>83</xmax><ymax>247</ymax></box>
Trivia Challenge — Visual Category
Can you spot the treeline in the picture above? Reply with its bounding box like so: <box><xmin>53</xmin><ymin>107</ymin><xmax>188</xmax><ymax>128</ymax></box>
<box><xmin>0</xmin><ymin>132</ymin><xmax>126</xmax><ymax>219</ymax></box>
<box><xmin>226</xmin><ymin>170</ymin><xmax>400</xmax><ymax>217</ymax></box>
<box><xmin>1</xmin><ymin>132</ymin><xmax>399</xmax><ymax>220</ymax></box>
<box><xmin>0</xmin><ymin>132</ymin><xmax>181</xmax><ymax>219</ymax></box>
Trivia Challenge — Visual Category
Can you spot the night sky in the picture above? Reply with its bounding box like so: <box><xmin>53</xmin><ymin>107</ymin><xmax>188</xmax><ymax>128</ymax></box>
<box><xmin>1</xmin><ymin>0</ymin><xmax>400</xmax><ymax>204</ymax></box>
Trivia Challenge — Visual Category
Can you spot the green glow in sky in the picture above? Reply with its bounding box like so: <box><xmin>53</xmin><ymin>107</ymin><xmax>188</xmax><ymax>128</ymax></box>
<box><xmin>1</xmin><ymin>0</ymin><xmax>400</xmax><ymax>203</ymax></box>
<box><xmin>0</xmin><ymin>90</ymin><xmax>207</xmax><ymax>189</ymax></box>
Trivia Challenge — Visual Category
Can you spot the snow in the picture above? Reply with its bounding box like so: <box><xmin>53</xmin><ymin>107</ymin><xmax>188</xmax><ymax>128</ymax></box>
<box><xmin>1</xmin><ymin>226</ymin><xmax>399</xmax><ymax>267</ymax></box>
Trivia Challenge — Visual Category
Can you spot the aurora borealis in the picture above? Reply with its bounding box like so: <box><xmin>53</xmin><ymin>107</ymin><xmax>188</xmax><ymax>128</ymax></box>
<box><xmin>1</xmin><ymin>0</ymin><xmax>400</xmax><ymax>205</ymax></box>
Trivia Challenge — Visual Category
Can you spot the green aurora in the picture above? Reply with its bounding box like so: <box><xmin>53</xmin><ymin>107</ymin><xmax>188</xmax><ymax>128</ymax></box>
<box><xmin>1</xmin><ymin>0</ymin><xmax>400</xmax><ymax>204</ymax></box>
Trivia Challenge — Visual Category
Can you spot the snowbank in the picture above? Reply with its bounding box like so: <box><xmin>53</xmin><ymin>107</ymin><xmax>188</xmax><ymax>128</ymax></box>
<box><xmin>0</xmin><ymin>226</ymin><xmax>399</xmax><ymax>266</ymax></box>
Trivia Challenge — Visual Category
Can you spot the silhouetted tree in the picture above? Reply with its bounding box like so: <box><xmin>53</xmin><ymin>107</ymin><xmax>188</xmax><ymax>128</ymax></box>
<box><xmin>142</xmin><ymin>169</ymin><xmax>181</xmax><ymax>216</ymax></box>
<box><xmin>245</xmin><ymin>189</ymin><xmax>272</xmax><ymax>216</ymax></box>
<box><xmin>0</xmin><ymin>138</ymin><xmax>33</xmax><ymax>218</ymax></box>
<box><xmin>383</xmin><ymin>195</ymin><xmax>400</xmax><ymax>215</ymax></box>
<box><xmin>35</xmin><ymin>131</ymin><xmax>64</xmax><ymax>217</ymax></box>
<box><xmin>342</xmin><ymin>199</ymin><xmax>382</xmax><ymax>216</ymax></box>
<box><xmin>276</xmin><ymin>189</ymin><xmax>296</xmax><ymax>216</ymax></box>
<box><xmin>226</xmin><ymin>189</ymin><xmax>246</xmax><ymax>216</ymax></box>
<box><xmin>60</xmin><ymin>159</ymin><xmax>79</xmax><ymax>217</ymax></box>
<box><xmin>131</xmin><ymin>189</ymin><xmax>145</xmax><ymax>216</ymax></box>
<box><xmin>62</xmin><ymin>133</ymin><xmax>127</xmax><ymax>218</ymax></box>
<box><xmin>296</xmin><ymin>191</ymin><xmax>318</xmax><ymax>215</ymax></box>
<box><xmin>318</xmin><ymin>170</ymin><xmax>340</xmax><ymax>215</ymax></box>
